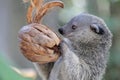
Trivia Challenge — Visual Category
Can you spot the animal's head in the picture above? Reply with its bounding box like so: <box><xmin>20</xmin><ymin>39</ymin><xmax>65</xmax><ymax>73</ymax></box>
<box><xmin>58</xmin><ymin>13</ymin><xmax>112</xmax><ymax>48</ymax></box>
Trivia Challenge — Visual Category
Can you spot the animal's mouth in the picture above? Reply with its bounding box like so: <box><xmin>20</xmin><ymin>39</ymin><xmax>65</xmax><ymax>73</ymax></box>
<box><xmin>65</xmin><ymin>33</ymin><xmax>74</xmax><ymax>38</ymax></box>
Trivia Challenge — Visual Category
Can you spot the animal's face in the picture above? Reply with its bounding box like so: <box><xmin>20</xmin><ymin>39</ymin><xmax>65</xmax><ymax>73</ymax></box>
<box><xmin>58</xmin><ymin>14</ymin><xmax>112</xmax><ymax>46</ymax></box>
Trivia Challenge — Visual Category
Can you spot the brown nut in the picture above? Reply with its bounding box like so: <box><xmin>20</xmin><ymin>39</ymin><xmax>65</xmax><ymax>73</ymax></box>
<box><xmin>18</xmin><ymin>23</ymin><xmax>61</xmax><ymax>64</ymax></box>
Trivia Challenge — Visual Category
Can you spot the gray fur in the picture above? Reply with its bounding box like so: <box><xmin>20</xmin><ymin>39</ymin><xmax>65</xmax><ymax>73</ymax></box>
<box><xmin>35</xmin><ymin>13</ymin><xmax>112</xmax><ymax>80</ymax></box>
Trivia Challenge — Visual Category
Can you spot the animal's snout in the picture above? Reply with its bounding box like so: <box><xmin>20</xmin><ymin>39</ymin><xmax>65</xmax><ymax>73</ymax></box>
<box><xmin>58</xmin><ymin>28</ymin><xmax>64</xmax><ymax>35</ymax></box>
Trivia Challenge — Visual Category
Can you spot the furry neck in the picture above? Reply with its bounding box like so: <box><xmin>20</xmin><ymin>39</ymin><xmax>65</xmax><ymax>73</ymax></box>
<box><xmin>71</xmin><ymin>41</ymin><xmax>109</xmax><ymax>59</ymax></box>
<box><xmin>71</xmin><ymin>41</ymin><xmax>110</xmax><ymax>80</ymax></box>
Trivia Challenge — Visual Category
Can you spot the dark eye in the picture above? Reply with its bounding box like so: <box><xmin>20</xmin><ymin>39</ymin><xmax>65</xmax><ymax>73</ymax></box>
<box><xmin>72</xmin><ymin>25</ymin><xmax>77</xmax><ymax>30</ymax></box>
<box><xmin>90</xmin><ymin>24</ymin><xmax>104</xmax><ymax>35</ymax></box>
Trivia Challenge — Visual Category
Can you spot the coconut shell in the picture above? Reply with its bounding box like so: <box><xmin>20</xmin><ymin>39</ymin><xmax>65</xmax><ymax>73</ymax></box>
<box><xmin>18</xmin><ymin>23</ymin><xmax>61</xmax><ymax>64</ymax></box>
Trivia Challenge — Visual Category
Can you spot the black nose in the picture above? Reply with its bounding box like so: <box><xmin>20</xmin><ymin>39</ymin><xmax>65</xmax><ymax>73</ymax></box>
<box><xmin>58</xmin><ymin>28</ymin><xmax>64</xmax><ymax>35</ymax></box>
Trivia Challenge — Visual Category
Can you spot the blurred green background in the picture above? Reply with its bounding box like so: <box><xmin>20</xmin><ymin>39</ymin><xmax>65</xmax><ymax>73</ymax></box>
<box><xmin>0</xmin><ymin>0</ymin><xmax>120</xmax><ymax>80</ymax></box>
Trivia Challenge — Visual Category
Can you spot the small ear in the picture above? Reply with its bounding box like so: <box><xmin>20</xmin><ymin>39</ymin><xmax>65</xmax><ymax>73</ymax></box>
<box><xmin>90</xmin><ymin>24</ymin><xmax>104</xmax><ymax>35</ymax></box>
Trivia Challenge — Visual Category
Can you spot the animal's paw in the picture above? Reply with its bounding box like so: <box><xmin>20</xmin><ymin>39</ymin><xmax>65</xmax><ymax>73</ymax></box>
<box><xmin>59</xmin><ymin>38</ymin><xmax>71</xmax><ymax>54</ymax></box>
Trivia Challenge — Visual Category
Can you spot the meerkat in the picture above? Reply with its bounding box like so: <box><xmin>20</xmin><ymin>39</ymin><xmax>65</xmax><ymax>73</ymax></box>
<box><xmin>34</xmin><ymin>13</ymin><xmax>113</xmax><ymax>80</ymax></box>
